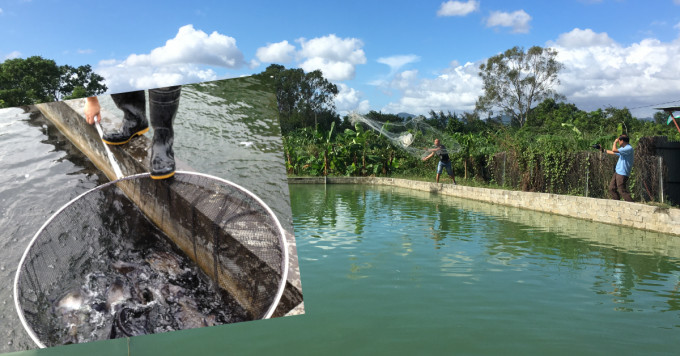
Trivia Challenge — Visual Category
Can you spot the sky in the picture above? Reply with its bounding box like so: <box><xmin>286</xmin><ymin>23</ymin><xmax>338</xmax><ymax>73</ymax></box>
<box><xmin>1</xmin><ymin>0</ymin><xmax>680</xmax><ymax>118</ymax></box>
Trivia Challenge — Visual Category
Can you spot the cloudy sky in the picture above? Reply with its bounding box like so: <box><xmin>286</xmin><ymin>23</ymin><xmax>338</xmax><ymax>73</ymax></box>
<box><xmin>1</xmin><ymin>0</ymin><xmax>679</xmax><ymax>118</ymax></box>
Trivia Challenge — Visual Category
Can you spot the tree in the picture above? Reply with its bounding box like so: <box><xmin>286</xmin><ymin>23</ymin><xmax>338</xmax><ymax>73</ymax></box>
<box><xmin>0</xmin><ymin>56</ymin><xmax>61</xmax><ymax>106</ymax></box>
<box><xmin>653</xmin><ymin>110</ymin><xmax>669</xmax><ymax>125</ymax></box>
<box><xmin>0</xmin><ymin>56</ymin><xmax>107</xmax><ymax>108</ymax></box>
<box><xmin>59</xmin><ymin>64</ymin><xmax>107</xmax><ymax>100</ymax></box>
<box><xmin>476</xmin><ymin>46</ymin><xmax>564</xmax><ymax>127</ymax></box>
<box><xmin>300</xmin><ymin>69</ymin><xmax>338</xmax><ymax>129</ymax></box>
<box><xmin>257</xmin><ymin>64</ymin><xmax>339</xmax><ymax>133</ymax></box>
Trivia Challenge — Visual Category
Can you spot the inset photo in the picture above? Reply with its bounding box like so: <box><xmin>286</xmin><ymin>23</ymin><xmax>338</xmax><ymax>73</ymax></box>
<box><xmin>0</xmin><ymin>76</ymin><xmax>302</xmax><ymax>352</ymax></box>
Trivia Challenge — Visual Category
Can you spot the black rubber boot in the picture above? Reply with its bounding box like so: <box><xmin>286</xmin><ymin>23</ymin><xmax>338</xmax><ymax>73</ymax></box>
<box><xmin>149</xmin><ymin>86</ymin><xmax>181</xmax><ymax>180</ymax></box>
<box><xmin>105</xmin><ymin>90</ymin><xmax>149</xmax><ymax>145</ymax></box>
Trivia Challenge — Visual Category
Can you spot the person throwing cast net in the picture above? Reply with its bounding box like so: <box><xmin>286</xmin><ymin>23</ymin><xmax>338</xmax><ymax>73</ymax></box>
<box><xmin>84</xmin><ymin>86</ymin><xmax>181</xmax><ymax>180</ymax></box>
<box><xmin>422</xmin><ymin>138</ymin><xmax>456</xmax><ymax>184</ymax></box>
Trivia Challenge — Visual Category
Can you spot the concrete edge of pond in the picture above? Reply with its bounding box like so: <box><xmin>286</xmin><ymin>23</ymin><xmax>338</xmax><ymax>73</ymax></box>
<box><xmin>33</xmin><ymin>99</ymin><xmax>304</xmax><ymax>318</ymax></box>
<box><xmin>288</xmin><ymin>176</ymin><xmax>680</xmax><ymax>237</ymax></box>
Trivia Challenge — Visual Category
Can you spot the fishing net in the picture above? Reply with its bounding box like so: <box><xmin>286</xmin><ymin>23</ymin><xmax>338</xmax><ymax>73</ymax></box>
<box><xmin>14</xmin><ymin>172</ymin><xmax>288</xmax><ymax>348</ymax></box>
<box><xmin>348</xmin><ymin>112</ymin><xmax>461</xmax><ymax>158</ymax></box>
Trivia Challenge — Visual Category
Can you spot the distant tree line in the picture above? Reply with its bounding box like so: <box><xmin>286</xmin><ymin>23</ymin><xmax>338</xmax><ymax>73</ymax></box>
<box><xmin>260</xmin><ymin>47</ymin><xmax>680</xmax><ymax>203</ymax></box>
<box><xmin>0</xmin><ymin>56</ymin><xmax>107</xmax><ymax>108</ymax></box>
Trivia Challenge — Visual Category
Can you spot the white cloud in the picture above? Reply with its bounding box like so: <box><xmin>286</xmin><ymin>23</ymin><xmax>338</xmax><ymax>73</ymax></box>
<box><xmin>123</xmin><ymin>25</ymin><xmax>244</xmax><ymax>68</ymax></box>
<box><xmin>486</xmin><ymin>10</ymin><xmax>532</xmax><ymax>34</ymax></box>
<box><xmin>378</xmin><ymin>28</ymin><xmax>680</xmax><ymax>118</ymax></box>
<box><xmin>377</xmin><ymin>55</ymin><xmax>420</xmax><ymax>73</ymax></box>
<box><xmin>437</xmin><ymin>0</ymin><xmax>479</xmax><ymax>17</ymax></box>
<box><xmin>550</xmin><ymin>29</ymin><xmax>680</xmax><ymax>116</ymax></box>
<box><xmin>3</xmin><ymin>51</ymin><xmax>21</xmax><ymax>60</ymax></box>
<box><xmin>97</xmin><ymin>62</ymin><xmax>219</xmax><ymax>94</ymax></box>
<box><xmin>382</xmin><ymin>62</ymin><xmax>483</xmax><ymax>115</ymax></box>
<box><xmin>256</xmin><ymin>40</ymin><xmax>296</xmax><ymax>63</ymax></box>
<box><xmin>95</xmin><ymin>25</ymin><xmax>244</xmax><ymax>93</ymax></box>
<box><xmin>335</xmin><ymin>83</ymin><xmax>370</xmax><ymax>114</ymax></box>
<box><xmin>552</xmin><ymin>28</ymin><xmax>614</xmax><ymax>48</ymax></box>
<box><xmin>297</xmin><ymin>34</ymin><xmax>366</xmax><ymax>81</ymax></box>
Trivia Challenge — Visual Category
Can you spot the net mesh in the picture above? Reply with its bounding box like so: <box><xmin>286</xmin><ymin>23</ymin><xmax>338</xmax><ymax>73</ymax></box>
<box><xmin>14</xmin><ymin>172</ymin><xmax>287</xmax><ymax>347</ymax></box>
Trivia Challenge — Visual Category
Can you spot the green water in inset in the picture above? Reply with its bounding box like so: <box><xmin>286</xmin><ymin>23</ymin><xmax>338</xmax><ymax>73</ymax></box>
<box><xmin>14</xmin><ymin>183</ymin><xmax>680</xmax><ymax>355</ymax></box>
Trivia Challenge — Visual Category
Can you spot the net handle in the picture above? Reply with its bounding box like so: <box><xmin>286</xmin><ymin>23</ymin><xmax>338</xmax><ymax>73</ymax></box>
<box><xmin>94</xmin><ymin>121</ymin><xmax>123</xmax><ymax>179</ymax></box>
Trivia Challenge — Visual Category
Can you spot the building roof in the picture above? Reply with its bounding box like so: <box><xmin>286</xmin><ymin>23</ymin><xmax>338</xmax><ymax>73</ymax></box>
<box><xmin>655</xmin><ymin>106</ymin><xmax>680</xmax><ymax>112</ymax></box>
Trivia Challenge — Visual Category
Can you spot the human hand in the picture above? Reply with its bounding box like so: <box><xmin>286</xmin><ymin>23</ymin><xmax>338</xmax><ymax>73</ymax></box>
<box><xmin>84</xmin><ymin>97</ymin><xmax>101</xmax><ymax>125</ymax></box>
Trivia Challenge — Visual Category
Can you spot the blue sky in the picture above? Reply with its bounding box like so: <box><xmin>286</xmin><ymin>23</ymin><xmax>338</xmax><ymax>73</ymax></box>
<box><xmin>1</xmin><ymin>0</ymin><xmax>680</xmax><ymax>118</ymax></box>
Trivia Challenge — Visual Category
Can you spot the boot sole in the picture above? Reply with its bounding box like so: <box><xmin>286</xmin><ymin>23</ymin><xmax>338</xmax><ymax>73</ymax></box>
<box><xmin>102</xmin><ymin>127</ymin><xmax>150</xmax><ymax>145</ymax></box>
<box><xmin>150</xmin><ymin>171</ymin><xmax>175</xmax><ymax>180</ymax></box>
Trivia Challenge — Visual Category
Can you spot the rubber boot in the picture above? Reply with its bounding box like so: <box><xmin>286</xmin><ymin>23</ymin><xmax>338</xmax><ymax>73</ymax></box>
<box><xmin>105</xmin><ymin>91</ymin><xmax>149</xmax><ymax>145</ymax></box>
<box><xmin>149</xmin><ymin>86</ymin><xmax>181</xmax><ymax>180</ymax></box>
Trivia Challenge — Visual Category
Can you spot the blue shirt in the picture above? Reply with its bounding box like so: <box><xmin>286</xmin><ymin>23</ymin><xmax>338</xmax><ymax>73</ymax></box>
<box><xmin>615</xmin><ymin>144</ymin><xmax>634</xmax><ymax>176</ymax></box>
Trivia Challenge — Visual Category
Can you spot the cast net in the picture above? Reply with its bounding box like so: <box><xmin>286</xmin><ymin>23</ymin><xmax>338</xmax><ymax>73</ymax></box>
<box><xmin>347</xmin><ymin>112</ymin><xmax>461</xmax><ymax>158</ymax></box>
<box><xmin>14</xmin><ymin>172</ymin><xmax>288</xmax><ymax>347</ymax></box>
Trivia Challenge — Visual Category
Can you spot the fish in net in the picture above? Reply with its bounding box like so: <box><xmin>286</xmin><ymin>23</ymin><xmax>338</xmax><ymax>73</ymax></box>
<box><xmin>14</xmin><ymin>172</ymin><xmax>288</xmax><ymax>347</ymax></box>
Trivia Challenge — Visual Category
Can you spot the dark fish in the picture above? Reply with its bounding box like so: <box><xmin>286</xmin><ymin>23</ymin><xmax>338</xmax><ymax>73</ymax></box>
<box><xmin>111</xmin><ymin>261</ymin><xmax>140</xmax><ymax>275</ymax></box>
<box><xmin>145</xmin><ymin>251</ymin><xmax>184</xmax><ymax>277</ymax></box>
<box><xmin>176</xmin><ymin>299</ymin><xmax>217</xmax><ymax>329</ymax></box>
<box><xmin>106</xmin><ymin>280</ymin><xmax>130</xmax><ymax>312</ymax></box>
<box><xmin>110</xmin><ymin>307</ymin><xmax>150</xmax><ymax>338</ymax></box>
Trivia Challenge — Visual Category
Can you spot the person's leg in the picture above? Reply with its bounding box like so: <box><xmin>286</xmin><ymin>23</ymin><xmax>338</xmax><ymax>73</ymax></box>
<box><xmin>148</xmin><ymin>86</ymin><xmax>181</xmax><ymax>179</ymax></box>
<box><xmin>445</xmin><ymin>162</ymin><xmax>456</xmax><ymax>184</ymax></box>
<box><xmin>609</xmin><ymin>173</ymin><xmax>620</xmax><ymax>200</ymax></box>
<box><xmin>105</xmin><ymin>90</ymin><xmax>148</xmax><ymax>145</ymax></box>
<box><xmin>617</xmin><ymin>174</ymin><xmax>633</xmax><ymax>202</ymax></box>
<box><xmin>436</xmin><ymin>161</ymin><xmax>443</xmax><ymax>183</ymax></box>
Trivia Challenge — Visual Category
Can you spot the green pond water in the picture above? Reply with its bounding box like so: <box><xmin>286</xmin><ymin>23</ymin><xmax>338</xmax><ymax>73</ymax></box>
<box><xmin>14</xmin><ymin>183</ymin><xmax>680</xmax><ymax>355</ymax></box>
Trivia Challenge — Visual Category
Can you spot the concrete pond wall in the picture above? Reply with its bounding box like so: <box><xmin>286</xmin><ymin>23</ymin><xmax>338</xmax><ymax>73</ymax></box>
<box><xmin>289</xmin><ymin>176</ymin><xmax>680</xmax><ymax>238</ymax></box>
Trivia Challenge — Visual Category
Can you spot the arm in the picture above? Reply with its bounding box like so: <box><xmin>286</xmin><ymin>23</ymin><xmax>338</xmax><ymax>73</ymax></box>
<box><xmin>605</xmin><ymin>139</ymin><xmax>619</xmax><ymax>155</ymax></box>
<box><xmin>422</xmin><ymin>152</ymin><xmax>435</xmax><ymax>161</ymax></box>
<box><xmin>83</xmin><ymin>96</ymin><xmax>101</xmax><ymax>125</ymax></box>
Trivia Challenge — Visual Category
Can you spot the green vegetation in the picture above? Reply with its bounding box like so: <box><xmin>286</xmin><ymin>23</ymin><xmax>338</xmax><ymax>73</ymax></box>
<box><xmin>0</xmin><ymin>56</ymin><xmax>107</xmax><ymax>108</ymax></box>
<box><xmin>261</xmin><ymin>49</ymin><xmax>679</xmax><ymax>203</ymax></box>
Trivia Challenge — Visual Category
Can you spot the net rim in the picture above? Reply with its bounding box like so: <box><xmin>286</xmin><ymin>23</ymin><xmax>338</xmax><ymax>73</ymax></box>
<box><xmin>14</xmin><ymin>171</ymin><xmax>289</xmax><ymax>348</ymax></box>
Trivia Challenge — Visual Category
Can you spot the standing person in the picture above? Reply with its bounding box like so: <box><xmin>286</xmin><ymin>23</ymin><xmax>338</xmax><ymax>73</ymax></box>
<box><xmin>422</xmin><ymin>138</ymin><xmax>456</xmax><ymax>184</ymax></box>
<box><xmin>605</xmin><ymin>134</ymin><xmax>634</xmax><ymax>202</ymax></box>
<box><xmin>84</xmin><ymin>86</ymin><xmax>181</xmax><ymax>180</ymax></box>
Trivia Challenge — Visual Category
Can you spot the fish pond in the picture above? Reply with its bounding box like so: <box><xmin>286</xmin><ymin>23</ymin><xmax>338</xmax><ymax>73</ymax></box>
<box><xmin>20</xmin><ymin>183</ymin><xmax>680</xmax><ymax>355</ymax></box>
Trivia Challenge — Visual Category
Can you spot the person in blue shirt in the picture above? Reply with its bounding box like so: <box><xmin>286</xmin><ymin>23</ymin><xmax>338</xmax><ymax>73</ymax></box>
<box><xmin>605</xmin><ymin>134</ymin><xmax>634</xmax><ymax>202</ymax></box>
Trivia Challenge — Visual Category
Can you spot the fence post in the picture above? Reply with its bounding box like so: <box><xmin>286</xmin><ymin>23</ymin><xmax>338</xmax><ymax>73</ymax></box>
<box><xmin>659</xmin><ymin>156</ymin><xmax>664</xmax><ymax>204</ymax></box>
<box><xmin>502</xmin><ymin>153</ymin><xmax>506</xmax><ymax>187</ymax></box>
<box><xmin>585</xmin><ymin>152</ymin><xmax>590</xmax><ymax>197</ymax></box>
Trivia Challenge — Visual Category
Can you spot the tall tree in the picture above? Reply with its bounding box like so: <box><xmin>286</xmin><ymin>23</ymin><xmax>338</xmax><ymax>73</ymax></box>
<box><xmin>475</xmin><ymin>46</ymin><xmax>564</xmax><ymax>127</ymax></box>
<box><xmin>59</xmin><ymin>64</ymin><xmax>108</xmax><ymax>100</ymax></box>
<box><xmin>257</xmin><ymin>64</ymin><xmax>339</xmax><ymax>133</ymax></box>
<box><xmin>0</xmin><ymin>56</ymin><xmax>107</xmax><ymax>108</ymax></box>
<box><xmin>0</xmin><ymin>56</ymin><xmax>61</xmax><ymax>106</ymax></box>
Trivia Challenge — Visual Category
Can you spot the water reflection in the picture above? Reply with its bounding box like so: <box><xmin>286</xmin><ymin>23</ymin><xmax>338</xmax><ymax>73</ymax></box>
<box><xmin>289</xmin><ymin>183</ymin><xmax>680</xmax><ymax>344</ymax></box>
